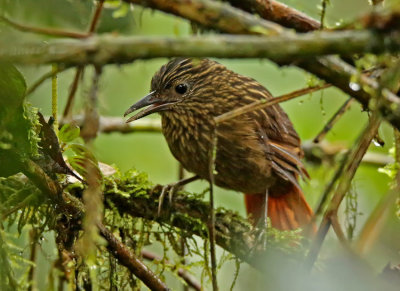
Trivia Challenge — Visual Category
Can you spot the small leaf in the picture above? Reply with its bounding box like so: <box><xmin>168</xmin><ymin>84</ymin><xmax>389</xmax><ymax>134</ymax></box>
<box><xmin>59</xmin><ymin>123</ymin><xmax>80</xmax><ymax>143</ymax></box>
<box><xmin>0</xmin><ymin>62</ymin><xmax>27</xmax><ymax>112</ymax></box>
<box><xmin>66</xmin><ymin>143</ymin><xmax>97</xmax><ymax>163</ymax></box>
<box><xmin>112</xmin><ymin>3</ymin><xmax>129</xmax><ymax>18</ymax></box>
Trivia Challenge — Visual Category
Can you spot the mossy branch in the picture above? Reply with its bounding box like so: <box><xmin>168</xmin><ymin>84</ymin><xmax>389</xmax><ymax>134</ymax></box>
<box><xmin>1</xmin><ymin>32</ymin><xmax>400</xmax><ymax>65</ymax></box>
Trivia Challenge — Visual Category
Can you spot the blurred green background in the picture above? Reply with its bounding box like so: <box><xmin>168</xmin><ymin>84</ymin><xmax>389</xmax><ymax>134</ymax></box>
<box><xmin>1</xmin><ymin>0</ymin><xmax>399</xmax><ymax>290</ymax></box>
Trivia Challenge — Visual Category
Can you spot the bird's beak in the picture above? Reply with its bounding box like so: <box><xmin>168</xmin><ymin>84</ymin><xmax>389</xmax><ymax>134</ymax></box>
<box><xmin>124</xmin><ymin>91</ymin><xmax>174</xmax><ymax>123</ymax></box>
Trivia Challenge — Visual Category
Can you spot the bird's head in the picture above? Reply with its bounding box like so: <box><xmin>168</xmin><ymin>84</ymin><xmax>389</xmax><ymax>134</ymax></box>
<box><xmin>124</xmin><ymin>58</ymin><xmax>225</xmax><ymax>123</ymax></box>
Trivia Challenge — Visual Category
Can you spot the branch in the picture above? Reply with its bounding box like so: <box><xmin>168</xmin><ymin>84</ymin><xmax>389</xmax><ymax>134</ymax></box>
<box><xmin>306</xmin><ymin>113</ymin><xmax>382</xmax><ymax>268</ymax></box>
<box><xmin>102</xmin><ymin>181</ymin><xmax>255</xmax><ymax>264</ymax></box>
<box><xmin>16</xmin><ymin>154</ymin><xmax>257</xmax><ymax>267</ymax></box>
<box><xmin>124</xmin><ymin>0</ymin><xmax>284</xmax><ymax>35</ymax></box>
<box><xmin>16</xmin><ymin>155</ymin><xmax>170</xmax><ymax>290</ymax></box>
<box><xmin>61</xmin><ymin>115</ymin><xmax>162</xmax><ymax>134</ymax></box>
<box><xmin>121</xmin><ymin>0</ymin><xmax>400</xmax><ymax>130</ymax></box>
<box><xmin>2</xmin><ymin>32</ymin><xmax>400</xmax><ymax>65</ymax></box>
<box><xmin>141</xmin><ymin>250</ymin><xmax>202</xmax><ymax>291</ymax></box>
<box><xmin>98</xmin><ymin>224</ymin><xmax>170</xmax><ymax>291</ymax></box>
<box><xmin>224</xmin><ymin>0</ymin><xmax>320</xmax><ymax>32</ymax></box>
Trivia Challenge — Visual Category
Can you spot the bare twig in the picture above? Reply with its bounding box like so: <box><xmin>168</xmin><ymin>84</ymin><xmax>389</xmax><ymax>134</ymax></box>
<box><xmin>312</xmin><ymin>150</ymin><xmax>350</xmax><ymax>218</ymax></box>
<box><xmin>177</xmin><ymin>164</ymin><xmax>190</xmax><ymax>291</ymax></box>
<box><xmin>303</xmin><ymin>141</ymin><xmax>394</xmax><ymax>167</ymax></box>
<box><xmin>27</xmin><ymin>229</ymin><xmax>38</xmax><ymax>291</ymax></box>
<box><xmin>25</xmin><ymin>66</ymin><xmax>67</xmax><ymax>97</ymax></box>
<box><xmin>98</xmin><ymin>224</ymin><xmax>170</xmax><ymax>291</ymax></box>
<box><xmin>306</xmin><ymin>113</ymin><xmax>381</xmax><ymax>269</ymax></box>
<box><xmin>62</xmin><ymin>116</ymin><xmax>162</xmax><ymax>133</ymax></box>
<box><xmin>355</xmin><ymin>128</ymin><xmax>400</xmax><ymax>254</ymax></box>
<box><xmin>319</xmin><ymin>0</ymin><xmax>329</xmax><ymax>29</ymax></box>
<box><xmin>62</xmin><ymin>0</ymin><xmax>104</xmax><ymax>119</ymax></box>
<box><xmin>330</xmin><ymin>214</ymin><xmax>348</xmax><ymax>245</ymax></box>
<box><xmin>62</xmin><ymin>67</ymin><xmax>83</xmax><ymax>119</ymax></box>
<box><xmin>314</xmin><ymin>98</ymin><xmax>354</xmax><ymax>143</ymax></box>
<box><xmin>88</xmin><ymin>0</ymin><xmax>105</xmax><ymax>33</ymax></box>
<box><xmin>52</xmin><ymin>64</ymin><xmax>59</xmax><ymax>135</ymax></box>
<box><xmin>208</xmin><ymin>131</ymin><xmax>218</xmax><ymax>291</ymax></box>
<box><xmin>215</xmin><ymin>84</ymin><xmax>331</xmax><ymax>124</ymax></box>
<box><xmin>0</xmin><ymin>15</ymin><xmax>89</xmax><ymax>38</ymax></box>
<box><xmin>355</xmin><ymin>190</ymin><xmax>398</xmax><ymax>255</ymax></box>
<box><xmin>141</xmin><ymin>250</ymin><xmax>202</xmax><ymax>291</ymax></box>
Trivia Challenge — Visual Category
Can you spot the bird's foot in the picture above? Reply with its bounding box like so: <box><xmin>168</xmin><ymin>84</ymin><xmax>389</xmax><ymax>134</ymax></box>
<box><xmin>249</xmin><ymin>217</ymin><xmax>269</xmax><ymax>254</ymax></box>
<box><xmin>253</xmin><ymin>225</ymin><xmax>268</xmax><ymax>251</ymax></box>
<box><xmin>153</xmin><ymin>175</ymin><xmax>200</xmax><ymax>216</ymax></box>
<box><xmin>155</xmin><ymin>182</ymin><xmax>180</xmax><ymax>216</ymax></box>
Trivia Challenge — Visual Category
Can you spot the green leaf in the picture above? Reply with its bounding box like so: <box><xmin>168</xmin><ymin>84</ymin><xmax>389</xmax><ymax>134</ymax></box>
<box><xmin>0</xmin><ymin>63</ymin><xmax>26</xmax><ymax>112</ymax></box>
<box><xmin>59</xmin><ymin>123</ymin><xmax>80</xmax><ymax>143</ymax></box>
<box><xmin>112</xmin><ymin>3</ymin><xmax>129</xmax><ymax>18</ymax></box>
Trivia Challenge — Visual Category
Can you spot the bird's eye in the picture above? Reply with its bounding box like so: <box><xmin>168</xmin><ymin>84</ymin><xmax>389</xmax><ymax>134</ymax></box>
<box><xmin>175</xmin><ymin>83</ymin><xmax>187</xmax><ymax>94</ymax></box>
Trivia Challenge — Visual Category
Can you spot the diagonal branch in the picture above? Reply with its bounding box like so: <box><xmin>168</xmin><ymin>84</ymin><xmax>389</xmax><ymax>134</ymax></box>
<box><xmin>305</xmin><ymin>113</ymin><xmax>382</xmax><ymax>269</ymax></box>
<box><xmin>224</xmin><ymin>0</ymin><xmax>320</xmax><ymax>32</ymax></box>
<box><xmin>141</xmin><ymin>250</ymin><xmax>202</xmax><ymax>291</ymax></box>
<box><xmin>124</xmin><ymin>0</ymin><xmax>284</xmax><ymax>35</ymax></box>
<box><xmin>98</xmin><ymin>224</ymin><xmax>170</xmax><ymax>291</ymax></box>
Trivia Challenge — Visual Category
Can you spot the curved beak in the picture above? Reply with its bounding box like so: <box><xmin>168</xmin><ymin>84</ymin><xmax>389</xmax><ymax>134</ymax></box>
<box><xmin>124</xmin><ymin>91</ymin><xmax>174</xmax><ymax>123</ymax></box>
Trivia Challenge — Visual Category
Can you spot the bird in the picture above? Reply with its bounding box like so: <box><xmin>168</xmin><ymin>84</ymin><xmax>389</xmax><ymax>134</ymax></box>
<box><xmin>124</xmin><ymin>58</ymin><xmax>313</xmax><ymax>231</ymax></box>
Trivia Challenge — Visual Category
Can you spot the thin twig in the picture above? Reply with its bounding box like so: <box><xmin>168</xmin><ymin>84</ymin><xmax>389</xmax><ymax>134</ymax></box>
<box><xmin>355</xmin><ymin>128</ymin><xmax>400</xmax><ymax>254</ymax></box>
<box><xmin>314</xmin><ymin>98</ymin><xmax>354</xmax><ymax>143</ymax></box>
<box><xmin>98</xmin><ymin>224</ymin><xmax>170</xmax><ymax>291</ymax></box>
<box><xmin>62</xmin><ymin>0</ymin><xmax>104</xmax><ymax>119</ymax></box>
<box><xmin>52</xmin><ymin>64</ymin><xmax>59</xmax><ymax>136</ymax></box>
<box><xmin>319</xmin><ymin>0</ymin><xmax>329</xmax><ymax>29</ymax></box>
<box><xmin>355</xmin><ymin>190</ymin><xmax>398</xmax><ymax>255</ymax></box>
<box><xmin>177</xmin><ymin>164</ymin><xmax>190</xmax><ymax>291</ymax></box>
<box><xmin>62</xmin><ymin>67</ymin><xmax>83</xmax><ymax>119</ymax></box>
<box><xmin>27</xmin><ymin>228</ymin><xmax>37</xmax><ymax>291</ymax></box>
<box><xmin>312</xmin><ymin>150</ymin><xmax>350</xmax><ymax>217</ymax></box>
<box><xmin>88</xmin><ymin>0</ymin><xmax>105</xmax><ymax>33</ymax></box>
<box><xmin>330</xmin><ymin>214</ymin><xmax>348</xmax><ymax>245</ymax></box>
<box><xmin>141</xmin><ymin>250</ymin><xmax>202</xmax><ymax>291</ymax></box>
<box><xmin>0</xmin><ymin>15</ymin><xmax>89</xmax><ymax>38</ymax></box>
<box><xmin>25</xmin><ymin>66</ymin><xmax>67</xmax><ymax>97</ymax></box>
<box><xmin>306</xmin><ymin>113</ymin><xmax>381</xmax><ymax>269</ymax></box>
<box><xmin>208</xmin><ymin>131</ymin><xmax>218</xmax><ymax>291</ymax></box>
<box><xmin>215</xmin><ymin>84</ymin><xmax>331</xmax><ymax>124</ymax></box>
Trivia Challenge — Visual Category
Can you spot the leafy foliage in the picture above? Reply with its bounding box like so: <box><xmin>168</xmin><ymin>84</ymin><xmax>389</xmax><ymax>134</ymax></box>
<box><xmin>0</xmin><ymin>63</ymin><xmax>41</xmax><ymax>177</ymax></box>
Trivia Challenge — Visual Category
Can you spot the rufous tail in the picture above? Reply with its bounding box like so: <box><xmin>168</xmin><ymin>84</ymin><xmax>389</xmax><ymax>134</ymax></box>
<box><xmin>244</xmin><ymin>184</ymin><xmax>313</xmax><ymax>231</ymax></box>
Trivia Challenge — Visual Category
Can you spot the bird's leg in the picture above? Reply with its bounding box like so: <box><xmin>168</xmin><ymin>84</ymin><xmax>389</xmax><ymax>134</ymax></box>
<box><xmin>254</xmin><ymin>189</ymin><xmax>269</xmax><ymax>250</ymax></box>
<box><xmin>156</xmin><ymin>175</ymin><xmax>200</xmax><ymax>215</ymax></box>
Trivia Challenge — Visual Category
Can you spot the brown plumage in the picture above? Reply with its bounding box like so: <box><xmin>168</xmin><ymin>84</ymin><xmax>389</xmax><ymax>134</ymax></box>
<box><xmin>124</xmin><ymin>58</ymin><xmax>313</xmax><ymax>231</ymax></box>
